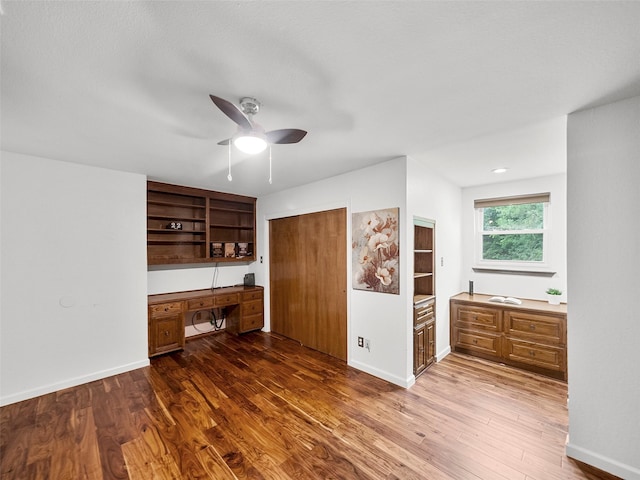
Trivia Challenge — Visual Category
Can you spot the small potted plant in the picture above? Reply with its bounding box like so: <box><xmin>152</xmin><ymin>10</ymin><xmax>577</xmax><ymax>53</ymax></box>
<box><xmin>546</xmin><ymin>288</ymin><xmax>562</xmax><ymax>305</ymax></box>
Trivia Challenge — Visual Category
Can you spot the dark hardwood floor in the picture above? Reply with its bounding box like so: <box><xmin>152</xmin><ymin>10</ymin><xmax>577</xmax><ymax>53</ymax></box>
<box><xmin>1</xmin><ymin>331</ymin><xmax>619</xmax><ymax>479</ymax></box>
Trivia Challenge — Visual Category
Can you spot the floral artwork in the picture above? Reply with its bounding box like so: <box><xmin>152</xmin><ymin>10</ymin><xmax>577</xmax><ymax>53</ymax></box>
<box><xmin>352</xmin><ymin>208</ymin><xmax>399</xmax><ymax>294</ymax></box>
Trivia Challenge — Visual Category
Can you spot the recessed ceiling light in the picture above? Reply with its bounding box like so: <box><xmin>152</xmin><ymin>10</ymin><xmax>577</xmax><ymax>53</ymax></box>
<box><xmin>492</xmin><ymin>168</ymin><xmax>508</xmax><ymax>174</ymax></box>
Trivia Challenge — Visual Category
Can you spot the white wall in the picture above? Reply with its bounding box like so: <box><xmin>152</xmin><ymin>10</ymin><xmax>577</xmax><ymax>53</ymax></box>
<box><xmin>406</xmin><ymin>156</ymin><xmax>462</xmax><ymax>365</ymax></box>
<box><xmin>460</xmin><ymin>174</ymin><xmax>568</xmax><ymax>302</ymax></box>
<box><xmin>0</xmin><ymin>152</ymin><xmax>149</xmax><ymax>406</ymax></box>
<box><xmin>566</xmin><ymin>95</ymin><xmax>640</xmax><ymax>479</ymax></box>
<box><xmin>257</xmin><ymin>157</ymin><xmax>413</xmax><ymax>386</ymax></box>
<box><xmin>148</xmin><ymin>264</ymin><xmax>251</xmax><ymax>295</ymax></box>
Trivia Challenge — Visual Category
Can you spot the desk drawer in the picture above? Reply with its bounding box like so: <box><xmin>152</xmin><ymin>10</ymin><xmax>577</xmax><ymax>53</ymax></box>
<box><xmin>215</xmin><ymin>293</ymin><xmax>240</xmax><ymax>307</ymax></box>
<box><xmin>242</xmin><ymin>290</ymin><xmax>263</xmax><ymax>302</ymax></box>
<box><xmin>240</xmin><ymin>313</ymin><xmax>264</xmax><ymax>332</ymax></box>
<box><xmin>243</xmin><ymin>299</ymin><xmax>263</xmax><ymax>316</ymax></box>
<box><xmin>187</xmin><ymin>297</ymin><xmax>215</xmax><ymax>311</ymax></box>
<box><xmin>149</xmin><ymin>302</ymin><xmax>183</xmax><ymax>318</ymax></box>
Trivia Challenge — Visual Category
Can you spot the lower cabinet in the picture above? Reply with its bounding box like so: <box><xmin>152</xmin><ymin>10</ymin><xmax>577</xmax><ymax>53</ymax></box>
<box><xmin>228</xmin><ymin>289</ymin><xmax>264</xmax><ymax>335</ymax></box>
<box><xmin>148</xmin><ymin>302</ymin><xmax>185</xmax><ymax>357</ymax></box>
<box><xmin>450</xmin><ymin>293</ymin><xmax>567</xmax><ymax>380</ymax></box>
<box><xmin>414</xmin><ymin>297</ymin><xmax>435</xmax><ymax>377</ymax></box>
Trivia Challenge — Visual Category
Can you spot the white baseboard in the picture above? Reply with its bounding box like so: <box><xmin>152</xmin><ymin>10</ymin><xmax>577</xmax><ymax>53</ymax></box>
<box><xmin>348</xmin><ymin>359</ymin><xmax>414</xmax><ymax>388</ymax></box>
<box><xmin>436</xmin><ymin>345</ymin><xmax>451</xmax><ymax>362</ymax></box>
<box><xmin>0</xmin><ymin>359</ymin><xmax>150</xmax><ymax>407</ymax></box>
<box><xmin>566</xmin><ymin>441</ymin><xmax>640</xmax><ymax>480</ymax></box>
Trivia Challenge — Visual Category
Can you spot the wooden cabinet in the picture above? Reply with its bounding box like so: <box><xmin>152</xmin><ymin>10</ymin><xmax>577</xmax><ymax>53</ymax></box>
<box><xmin>414</xmin><ymin>300</ymin><xmax>436</xmax><ymax>376</ymax></box>
<box><xmin>148</xmin><ymin>301</ymin><xmax>185</xmax><ymax>357</ymax></box>
<box><xmin>413</xmin><ymin>218</ymin><xmax>436</xmax><ymax>377</ymax></box>
<box><xmin>228</xmin><ymin>289</ymin><xmax>264</xmax><ymax>335</ymax></box>
<box><xmin>147</xmin><ymin>181</ymin><xmax>256</xmax><ymax>265</ymax></box>
<box><xmin>450</xmin><ymin>293</ymin><xmax>567</xmax><ymax>380</ymax></box>
<box><xmin>148</xmin><ymin>286</ymin><xmax>263</xmax><ymax>357</ymax></box>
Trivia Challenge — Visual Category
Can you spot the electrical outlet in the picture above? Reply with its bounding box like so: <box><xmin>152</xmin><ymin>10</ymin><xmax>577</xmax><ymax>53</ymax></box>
<box><xmin>365</xmin><ymin>339</ymin><xmax>370</xmax><ymax>351</ymax></box>
<box><xmin>357</xmin><ymin>336</ymin><xmax>364</xmax><ymax>347</ymax></box>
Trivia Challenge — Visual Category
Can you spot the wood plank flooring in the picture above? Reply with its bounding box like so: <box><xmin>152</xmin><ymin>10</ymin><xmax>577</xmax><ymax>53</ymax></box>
<box><xmin>1</xmin><ymin>331</ymin><xmax>619</xmax><ymax>479</ymax></box>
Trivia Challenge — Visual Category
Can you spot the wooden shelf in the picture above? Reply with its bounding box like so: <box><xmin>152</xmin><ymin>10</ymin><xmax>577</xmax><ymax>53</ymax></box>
<box><xmin>414</xmin><ymin>272</ymin><xmax>433</xmax><ymax>279</ymax></box>
<box><xmin>147</xmin><ymin>181</ymin><xmax>256</xmax><ymax>266</ymax></box>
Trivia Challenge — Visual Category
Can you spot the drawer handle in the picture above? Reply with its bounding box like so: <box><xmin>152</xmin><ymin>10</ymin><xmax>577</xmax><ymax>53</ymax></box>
<box><xmin>529</xmin><ymin>350</ymin><xmax>536</xmax><ymax>357</ymax></box>
<box><xmin>473</xmin><ymin>339</ymin><xmax>478</xmax><ymax>345</ymax></box>
<box><xmin>164</xmin><ymin>331</ymin><xmax>170</xmax><ymax>336</ymax></box>
<box><xmin>164</xmin><ymin>307</ymin><xmax>169</xmax><ymax>312</ymax></box>
<box><xmin>529</xmin><ymin>324</ymin><xmax>536</xmax><ymax>330</ymax></box>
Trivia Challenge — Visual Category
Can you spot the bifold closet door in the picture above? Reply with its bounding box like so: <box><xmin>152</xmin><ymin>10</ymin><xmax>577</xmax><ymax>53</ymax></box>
<box><xmin>269</xmin><ymin>208</ymin><xmax>347</xmax><ymax>361</ymax></box>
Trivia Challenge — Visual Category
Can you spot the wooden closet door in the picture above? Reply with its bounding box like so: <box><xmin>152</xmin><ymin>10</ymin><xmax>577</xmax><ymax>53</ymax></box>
<box><xmin>269</xmin><ymin>208</ymin><xmax>347</xmax><ymax>361</ymax></box>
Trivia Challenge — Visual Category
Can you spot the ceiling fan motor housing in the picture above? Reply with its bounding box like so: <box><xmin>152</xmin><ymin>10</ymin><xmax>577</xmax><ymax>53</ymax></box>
<box><xmin>239</xmin><ymin>97</ymin><xmax>260</xmax><ymax>116</ymax></box>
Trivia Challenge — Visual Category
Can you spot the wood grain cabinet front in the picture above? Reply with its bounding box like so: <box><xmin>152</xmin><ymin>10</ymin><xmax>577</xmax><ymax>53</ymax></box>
<box><xmin>239</xmin><ymin>291</ymin><xmax>264</xmax><ymax>333</ymax></box>
<box><xmin>148</xmin><ymin>303</ymin><xmax>185</xmax><ymax>357</ymax></box>
<box><xmin>450</xmin><ymin>293</ymin><xmax>567</xmax><ymax>381</ymax></box>
<box><xmin>413</xmin><ymin>298</ymin><xmax>435</xmax><ymax>377</ymax></box>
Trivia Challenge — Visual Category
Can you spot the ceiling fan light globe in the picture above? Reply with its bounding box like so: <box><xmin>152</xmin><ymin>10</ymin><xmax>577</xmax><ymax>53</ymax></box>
<box><xmin>234</xmin><ymin>134</ymin><xmax>268</xmax><ymax>154</ymax></box>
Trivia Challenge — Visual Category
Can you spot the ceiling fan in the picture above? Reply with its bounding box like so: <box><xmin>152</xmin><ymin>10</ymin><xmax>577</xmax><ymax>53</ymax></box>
<box><xmin>209</xmin><ymin>95</ymin><xmax>307</xmax><ymax>155</ymax></box>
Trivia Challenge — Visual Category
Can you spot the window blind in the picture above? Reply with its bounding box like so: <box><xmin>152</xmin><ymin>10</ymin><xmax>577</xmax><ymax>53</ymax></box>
<box><xmin>474</xmin><ymin>192</ymin><xmax>550</xmax><ymax>209</ymax></box>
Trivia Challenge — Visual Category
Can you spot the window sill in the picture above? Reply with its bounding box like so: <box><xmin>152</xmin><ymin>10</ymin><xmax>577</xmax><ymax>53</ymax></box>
<box><xmin>472</xmin><ymin>266</ymin><xmax>557</xmax><ymax>277</ymax></box>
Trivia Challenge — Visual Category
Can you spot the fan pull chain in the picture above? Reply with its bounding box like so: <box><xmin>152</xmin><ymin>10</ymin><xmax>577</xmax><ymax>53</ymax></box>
<box><xmin>269</xmin><ymin>145</ymin><xmax>273</xmax><ymax>184</ymax></box>
<box><xmin>227</xmin><ymin>142</ymin><xmax>232</xmax><ymax>181</ymax></box>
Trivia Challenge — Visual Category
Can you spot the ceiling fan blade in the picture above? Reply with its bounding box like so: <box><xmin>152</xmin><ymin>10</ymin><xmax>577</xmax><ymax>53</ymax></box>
<box><xmin>209</xmin><ymin>95</ymin><xmax>252</xmax><ymax>130</ymax></box>
<box><xmin>265</xmin><ymin>129</ymin><xmax>308</xmax><ymax>144</ymax></box>
<box><xmin>217</xmin><ymin>138</ymin><xmax>231</xmax><ymax>146</ymax></box>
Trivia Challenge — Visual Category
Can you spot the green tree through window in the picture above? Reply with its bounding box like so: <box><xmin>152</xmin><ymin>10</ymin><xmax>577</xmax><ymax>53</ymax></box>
<box><xmin>482</xmin><ymin>203</ymin><xmax>544</xmax><ymax>261</ymax></box>
<box><xmin>475</xmin><ymin>194</ymin><xmax>549</xmax><ymax>266</ymax></box>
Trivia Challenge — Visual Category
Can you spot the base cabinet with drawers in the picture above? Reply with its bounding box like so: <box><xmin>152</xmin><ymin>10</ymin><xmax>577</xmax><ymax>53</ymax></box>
<box><xmin>450</xmin><ymin>293</ymin><xmax>567</xmax><ymax>380</ymax></box>
<box><xmin>148</xmin><ymin>286</ymin><xmax>263</xmax><ymax>357</ymax></box>
<box><xmin>148</xmin><ymin>301</ymin><xmax>185</xmax><ymax>357</ymax></box>
<box><xmin>414</xmin><ymin>296</ymin><xmax>435</xmax><ymax>377</ymax></box>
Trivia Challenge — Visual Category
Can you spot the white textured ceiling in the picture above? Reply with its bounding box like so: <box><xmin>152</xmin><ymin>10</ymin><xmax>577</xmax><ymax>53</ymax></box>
<box><xmin>2</xmin><ymin>1</ymin><xmax>640</xmax><ymax>196</ymax></box>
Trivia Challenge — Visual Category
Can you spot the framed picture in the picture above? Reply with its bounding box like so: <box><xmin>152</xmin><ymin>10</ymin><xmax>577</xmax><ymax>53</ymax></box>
<box><xmin>352</xmin><ymin>207</ymin><xmax>399</xmax><ymax>294</ymax></box>
<box><xmin>224</xmin><ymin>243</ymin><xmax>236</xmax><ymax>258</ymax></box>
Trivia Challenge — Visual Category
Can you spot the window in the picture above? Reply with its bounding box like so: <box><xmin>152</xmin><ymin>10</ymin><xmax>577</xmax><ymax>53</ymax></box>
<box><xmin>474</xmin><ymin>193</ymin><xmax>550</xmax><ymax>272</ymax></box>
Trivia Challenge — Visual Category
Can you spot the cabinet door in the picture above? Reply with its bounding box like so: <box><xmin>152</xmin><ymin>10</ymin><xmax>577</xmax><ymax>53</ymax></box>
<box><xmin>150</xmin><ymin>314</ymin><xmax>184</xmax><ymax>357</ymax></box>
<box><xmin>426</xmin><ymin>321</ymin><xmax>435</xmax><ymax>367</ymax></box>
<box><xmin>414</xmin><ymin>325</ymin><xmax>427</xmax><ymax>376</ymax></box>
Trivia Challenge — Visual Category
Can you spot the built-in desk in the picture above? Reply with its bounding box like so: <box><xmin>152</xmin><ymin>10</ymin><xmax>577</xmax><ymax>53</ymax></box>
<box><xmin>147</xmin><ymin>285</ymin><xmax>264</xmax><ymax>357</ymax></box>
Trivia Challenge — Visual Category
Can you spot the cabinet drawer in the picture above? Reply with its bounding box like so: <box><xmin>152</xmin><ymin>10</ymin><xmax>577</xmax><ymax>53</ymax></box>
<box><xmin>149</xmin><ymin>302</ymin><xmax>183</xmax><ymax>318</ymax></box>
<box><xmin>454</xmin><ymin>305</ymin><xmax>501</xmax><ymax>332</ymax></box>
<box><xmin>243</xmin><ymin>299</ymin><xmax>263</xmax><ymax>316</ymax></box>
<box><xmin>215</xmin><ymin>293</ymin><xmax>240</xmax><ymax>307</ymax></box>
<box><xmin>414</xmin><ymin>300</ymin><xmax>434</xmax><ymax>326</ymax></box>
<box><xmin>504</xmin><ymin>311</ymin><xmax>564</xmax><ymax>345</ymax></box>
<box><xmin>187</xmin><ymin>297</ymin><xmax>215</xmax><ymax>311</ymax></box>
<box><xmin>504</xmin><ymin>339</ymin><xmax>565</xmax><ymax>373</ymax></box>
<box><xmin>240</xmin><ymin>313</ymin><xmax>264</xmax><ymax>333</ymax></box>
<box><xmin>242</xmin><ymin>290</ymin><xmax>263</xmax><ymax>302</ymax></box>
<box><xmin>453</xmin><ymin>328</ymin><xmax>501</xmax><ymax>357</ymax></box>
